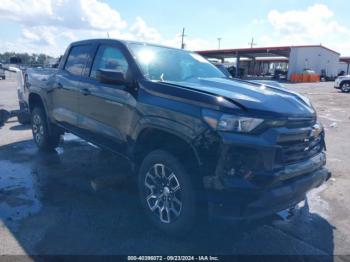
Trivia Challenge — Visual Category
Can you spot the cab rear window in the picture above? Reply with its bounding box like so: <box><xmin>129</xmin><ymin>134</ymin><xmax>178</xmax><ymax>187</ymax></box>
<box><xmin>65</xmin><ymin>45</ymin><xmax>91</xmax><ymax>76</ymax></box>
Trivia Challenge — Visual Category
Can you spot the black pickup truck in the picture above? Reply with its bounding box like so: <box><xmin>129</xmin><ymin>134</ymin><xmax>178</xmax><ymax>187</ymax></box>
<box><xmin>25</xmin><ymin>39</ymin><xmax>330</xmax><ymax>235</ymax></box>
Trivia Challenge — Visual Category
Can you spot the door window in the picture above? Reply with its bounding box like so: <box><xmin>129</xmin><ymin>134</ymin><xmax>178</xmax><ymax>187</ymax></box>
<box><xmin>90</xmin><ymin>45</ymin><xmax>129</xmax><ymax>79</ymax></box>
<box><xmin>64</xmin><ymin>45</ymin><xmax>91</xmax><ymax>76</ymax></box>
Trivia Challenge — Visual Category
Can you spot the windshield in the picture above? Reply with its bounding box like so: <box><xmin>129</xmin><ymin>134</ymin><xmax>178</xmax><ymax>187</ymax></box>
<box><xmin>128</xmin><ymin>43</ymin><xmax>226</xmax><ymax>83</ymax></box>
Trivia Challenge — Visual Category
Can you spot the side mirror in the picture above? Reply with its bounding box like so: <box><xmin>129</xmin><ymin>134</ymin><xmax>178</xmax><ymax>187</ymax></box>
<box><xmin>96</xmin><ymin>69</ymin><xmax>127</xmax><ymax>85</ymax></box>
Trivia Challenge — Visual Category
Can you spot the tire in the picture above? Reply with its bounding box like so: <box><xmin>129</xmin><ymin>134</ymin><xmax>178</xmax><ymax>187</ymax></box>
<box><xmin>17</xmin><ymin>111</ymin><xmax>31</xmax><ymax>125</ymax></box>
<box><xmin>31</xmin><ymin>106</ymin><xmax>61</xmax><ymax>150</ymax></box>
<box><xmin>18</xmin><ymin>102</ymin><xmax>31</xmax><ymax>125</ymax></box>
<box><xmin>138</xmin><ymin>150</ymin><xmax>196</xmax><ymax>236</ymax></box>
<box><xmin>340</xmin><ymin>82</ymin><xmax>350</xmax><ymax>93</ymax></box>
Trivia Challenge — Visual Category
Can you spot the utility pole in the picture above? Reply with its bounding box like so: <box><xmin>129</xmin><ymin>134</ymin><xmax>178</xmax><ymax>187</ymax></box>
<box><xmin>217</xmin><ymin>37</ymin><xmax>222</xmax><ymax>49</ymax></box>
<box><xmin>107</xmin><ymin>32</ymin><xmax>110</xmax><ymax>38</ymax></box>
<box><xmin>249</xmin><ymin>37</ymin><xmax>257</xmax><ymax>48</ymax></box>
<box><xmin>181</xmin><ymin>28</ymin><xmax>187</xmax><ymax>49</ymax></box>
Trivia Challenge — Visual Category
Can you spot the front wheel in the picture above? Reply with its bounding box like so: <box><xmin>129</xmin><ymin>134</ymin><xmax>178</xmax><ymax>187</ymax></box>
<box><xmin>31</xmin><ymin>107</ymin><xmax>61</xmax><ymax>150</ymax></box>
<box><xmin>341</xmin><ymin>82</ymin><xmax>350</xmax><ymax>93</ymax></box>
<box><xmin>138</xmin><ymin>150</ymin><xmax>196</xmax><ymax>236</ymax></box>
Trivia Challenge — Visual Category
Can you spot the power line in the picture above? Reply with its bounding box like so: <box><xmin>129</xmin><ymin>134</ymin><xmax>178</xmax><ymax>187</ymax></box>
<box><xmin>180</xmin><ymin>28</ymin><xmax>187</xmax><ymax>49</ymax></box>
<box><xmin>217</xmin><ymin>38</ymin><xmax>222</xmax><ymax>49</ymax></box>
<box><xmin>248</xmin><ymin>37</ymin><xmax>257</xmax><ymax>48</ymax></box>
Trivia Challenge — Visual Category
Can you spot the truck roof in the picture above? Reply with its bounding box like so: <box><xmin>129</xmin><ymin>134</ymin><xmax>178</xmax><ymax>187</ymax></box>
<box><xmin>69</xmin><ymin>38</ymin><xmax>187</xmax><ymax>52</ymax></box>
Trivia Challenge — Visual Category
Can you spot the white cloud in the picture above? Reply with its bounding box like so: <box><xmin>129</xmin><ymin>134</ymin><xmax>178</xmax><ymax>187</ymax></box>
<box><xmin>252</xmin><ymin>18</ymin><xmax>265</xmax><ymax>25</ymax></box>
<box><xmin>0</xmin><ymin>0</ymin><xmax>130</xmax><ymax>55</ymax></box>
<box><xmin>130</xmin><ymin>17</ymin><xmax>162</xmax><ymax>43</ymax></box>
<box><xmin>22</xmin><ymin>26</ymin><xmax>56</xmax><ymax>45</ymax></box>
<box><xmin>0</xmin><ymin>0</ymin><xmax>127</xmax><ymax>31</ymax></box>
<box><xmin>0</xmin><ymin>0</ymin><xmax>210</xmax><ymax>56</ymax></box>
<box><xmin>267</xmin><ymin>4</ymin><xmax>349</xmax><ymax>39</ymax></box>
<box><xmin>256</xmin><ymin>4</ymin><xmax>350</xmax><ymax>55</ymax></box>
<box><xmin>60</xmin><ymin>31</ymin><xmax>77</xmax><ymax>41</ymax></box>
<box><xmin>0</xmin><ymin>0</ymin><xmax>53</xmax><ymax>25</ymax></box>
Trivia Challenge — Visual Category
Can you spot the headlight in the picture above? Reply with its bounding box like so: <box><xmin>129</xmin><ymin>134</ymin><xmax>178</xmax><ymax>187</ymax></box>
<box><xmin>202</xmin><ymin>109</ymin><xmax>264</xmax><ymax>133</ymax></box>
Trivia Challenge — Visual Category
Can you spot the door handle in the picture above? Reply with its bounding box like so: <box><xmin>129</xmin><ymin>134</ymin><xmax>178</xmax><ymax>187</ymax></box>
<box><xmin>80</xmin><ymin>88</ymin><xmax>91</xmax><ymax>96</ymax></box>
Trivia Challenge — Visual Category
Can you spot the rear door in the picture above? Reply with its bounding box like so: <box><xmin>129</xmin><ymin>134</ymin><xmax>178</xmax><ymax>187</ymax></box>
<box><xmin>77</xmin><ymin>43</ymin><xmax>137</xmax><ymax>154</ymax></box>
<box><xmin>50</xmin><ymin>44</ymin><xmax>92</xmax><ymax>128</ymax></box>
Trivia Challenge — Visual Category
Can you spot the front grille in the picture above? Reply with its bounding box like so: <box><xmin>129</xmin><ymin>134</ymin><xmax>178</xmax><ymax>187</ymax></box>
<box><xmin>285</xmin><ymin>118</ymin><xmax>316</xmax><ymax>128</ymax></box>
<box><xmin>276</xmin><ymin>132</ymin><xmax>324</xmax><ymax>164</ymax></box>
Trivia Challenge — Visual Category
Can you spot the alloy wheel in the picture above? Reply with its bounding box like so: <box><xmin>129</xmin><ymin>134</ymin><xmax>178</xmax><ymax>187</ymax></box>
<box><xmin>32</xmin><ymin>114</ymin><xmax>44</xmax><ymax>144</ymax></box>
<box><xmin>341</xmin><ymin>83</ymin><xmax>350</xmax><ymax>93</ymax></box>
<box><xmin>144</xmin><ymin>163</ymin><xmax>182</xmax><ymax>224</ymax></box>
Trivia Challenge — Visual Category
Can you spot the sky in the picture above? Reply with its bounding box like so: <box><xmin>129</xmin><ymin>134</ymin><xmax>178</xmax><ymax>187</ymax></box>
<box><xmin>0</xmin><ymin>0</ymin><xmax>349</xmax><ymax>57</ymax></box>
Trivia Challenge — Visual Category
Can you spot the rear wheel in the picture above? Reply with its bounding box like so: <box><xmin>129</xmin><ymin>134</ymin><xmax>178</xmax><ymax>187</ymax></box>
<box><xmin>138</xmin><ymin>150</ymin><xmax>196</xmax><ymax>236</ymax></box>
<box><xmin>17</xmin><ymin>102</ymin><xmax>31</xmax><ymax>125</ymax></box>
<box><xmin>18</xmin><ymin>111</ymin><xmax>31</xmax><ymax>125</ymax></box>
<box><xmin>341</xmin><ymin>82</ymin><xmax>350</xmax><ymax>93</ymax></box>
<box><xmin>31</xmin><ymin>106</ymin><xmax>61</xmax><ymax>150</ymax></box>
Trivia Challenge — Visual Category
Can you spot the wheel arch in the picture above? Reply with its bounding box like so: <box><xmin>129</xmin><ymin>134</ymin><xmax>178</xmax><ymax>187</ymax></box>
<box><xmin>28</xmin><ymin>92</ymin><xmax>54</xmax><ymax>131</ymax></box>
<box><xmin>28</xmin><ymin>92</ymin><xmax>45</xmax><ymax>112</ymax></box>
<box><xmin>132</xmin><ymin>126</ymin><xmax>203</xmax><ymax>185</ymax></box>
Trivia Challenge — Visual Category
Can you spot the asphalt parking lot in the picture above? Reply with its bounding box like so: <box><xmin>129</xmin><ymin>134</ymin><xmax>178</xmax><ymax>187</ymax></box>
<box><xmin>0</xmin><ymin>78</ymin><xmax>349</xmax><ymax>257</ymax></box>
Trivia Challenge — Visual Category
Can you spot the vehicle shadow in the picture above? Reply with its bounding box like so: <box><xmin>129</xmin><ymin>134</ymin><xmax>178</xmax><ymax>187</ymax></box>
<box><xmin>9</xmin><ymin>124</ymin><xmax>31</xmax><ymax>131</ymax></box>
<box><xmin>0</xmin><ymin>137</ymin><xmax>335</xmax><ymax>258</ymax></box>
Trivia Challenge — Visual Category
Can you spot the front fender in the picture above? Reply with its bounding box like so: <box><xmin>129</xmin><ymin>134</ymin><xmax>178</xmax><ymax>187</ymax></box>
<box><xmin>130</xmin><ymin>116</ymin><xmax>205</xmax><ymax>166</ymax></box>
<box><xmin>133</xmin><ymin>116</ymin><xmax>198</xmax><ymax>141</ymax></box>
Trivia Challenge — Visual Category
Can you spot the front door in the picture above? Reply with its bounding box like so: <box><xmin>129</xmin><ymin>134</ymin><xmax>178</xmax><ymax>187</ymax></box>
<box><xmin>77</xmin><ymin>44</ymin><xmax>137</xmax><ymax>154</ymax></box>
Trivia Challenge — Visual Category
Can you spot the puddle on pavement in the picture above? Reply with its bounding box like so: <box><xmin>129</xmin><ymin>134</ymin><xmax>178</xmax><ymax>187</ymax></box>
<box><xmin>0</xmin><ymin>132</ymin><xmax>332</xmax><ymax>235</ymax></box>
<box><xmin>0</xmin><ymin>133</ymin><xmax>116</xmax><ymax>229</ymax></box>
<box><xmin>0</xmin><ymin>160</ymin><xmax>41</xmax><ymax>229</ymax></box>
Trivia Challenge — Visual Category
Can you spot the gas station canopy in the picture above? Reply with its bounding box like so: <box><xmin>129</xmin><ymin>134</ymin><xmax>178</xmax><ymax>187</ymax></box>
<box><xmin>197</xmin><ymin>46</ymin><xmax>292</xmax><ymax>59</ymax></box>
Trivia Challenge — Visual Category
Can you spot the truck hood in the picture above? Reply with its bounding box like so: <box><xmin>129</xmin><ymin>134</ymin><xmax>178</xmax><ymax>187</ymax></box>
<box><xmin>167</xmin><ymin>78</ymin><xmax>316</xmax><ymax>118</ymax></box>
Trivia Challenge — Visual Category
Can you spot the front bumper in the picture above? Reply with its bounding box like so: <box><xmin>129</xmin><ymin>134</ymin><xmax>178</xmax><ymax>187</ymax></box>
<box><xmin>201</xmin><ymin>125</ymin><xmax>329</xmax><ymax>221</ymax></box>
<box><xmin>207</xmin><ymin>165</ymin><xmax>330</xmax><ymax>221</ymax></box>
<box><xmin>334</xmin><ymin>80</ymin><xmax>341</xmax><ymax>89</ymax></box>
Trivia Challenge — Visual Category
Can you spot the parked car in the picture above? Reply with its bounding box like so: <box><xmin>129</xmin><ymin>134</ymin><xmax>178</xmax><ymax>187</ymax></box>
<box><xmin>248</xmin><ymin>79</ymin><xmax>285</xmax><ymax>88</ymax></box>
<box><xmin>338</xmin><ymin>70</ymin><xmax>346</xmax><ymax>76</ymax></box>
<box><xmin>212</xmin><ymin>63</ymin><xmax>284</xmax><ymax>88</ymax></box>
<box><xmin>25</xmin><ymin>39</ymin><xmax>330</xmax><ymax>235</ymax></box>
<box><xmin>334</xmin><ymin>75</ymin><xmax>350</xmax><ymax>93</ymax></box>
<box><xmin>303</xmin><ymin>69</ymin><xmax>316</xmax><ymax>74</ymax></box>
<box><xmin>212</xmin><ymin>62</ymin><xmax>232</xmax><ymax>78</ymax></box>
<box><xmin>0</xmin><ymin>67</ymin><xmax>5</xmax><ymax>80</ymax></box>
<box><xmin>13</xmin><ymin>67</ymin><xmax>31</xmax><ymax>124</ymax></box>
<box><xmin>273</xmin><ymin>69</ymin><xmax>288</xmax><ymax>81</ymax></box>
<box><xmin>227</xmin><ymin>65</ymin><xmax>245</xmax><ymax>78</ymax></box>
